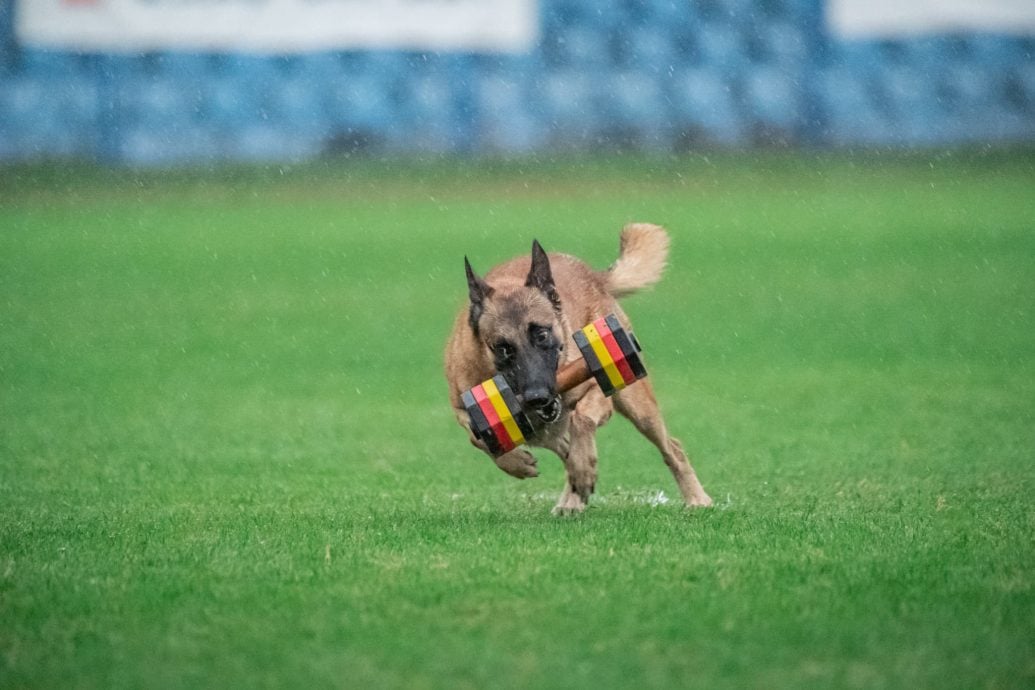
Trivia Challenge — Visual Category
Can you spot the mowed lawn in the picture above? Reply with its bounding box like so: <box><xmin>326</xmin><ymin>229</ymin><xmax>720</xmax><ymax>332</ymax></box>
<box><xmin>1</xmin><ymin>153</ymin><xmax>1033</xmax><ymax>689</ymax></box>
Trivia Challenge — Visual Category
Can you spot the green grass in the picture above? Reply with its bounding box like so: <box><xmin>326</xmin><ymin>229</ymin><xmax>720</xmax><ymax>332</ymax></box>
<box><xmin>1</xmin><ymin>152</ymin><xmax>1034</xmax><ymax>688</ymax></box>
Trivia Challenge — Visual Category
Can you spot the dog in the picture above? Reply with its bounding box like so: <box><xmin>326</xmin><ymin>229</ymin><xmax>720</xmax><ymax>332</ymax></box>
<box><xmin>444</xmin><ymin>223</ymin><xmax>712</xmax><ymax>514</ymax></box>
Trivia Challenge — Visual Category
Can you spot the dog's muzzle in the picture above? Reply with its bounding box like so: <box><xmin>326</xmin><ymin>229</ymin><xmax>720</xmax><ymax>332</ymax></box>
<box><xmin>532</xmin><ymin>395</ymin><xmax>562</xmax><ymax>424</ymax></box>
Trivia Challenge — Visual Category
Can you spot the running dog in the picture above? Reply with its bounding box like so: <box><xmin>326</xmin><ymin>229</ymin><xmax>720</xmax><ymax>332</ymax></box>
<box><xmin>444</xmin><ymin>223</ymin><xmax>712</xmax><ymax>514</ymax></box>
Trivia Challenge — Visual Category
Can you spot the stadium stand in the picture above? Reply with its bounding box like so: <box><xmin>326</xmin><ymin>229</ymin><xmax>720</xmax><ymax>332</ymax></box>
<box><xmin>0</xmin><ymin>0</ymin><xmax>1032</xmax><ymax>163</ymax></box>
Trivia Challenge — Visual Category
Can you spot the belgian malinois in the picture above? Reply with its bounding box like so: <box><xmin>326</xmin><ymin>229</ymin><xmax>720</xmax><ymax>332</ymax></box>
<box><xmin>444</xmin><ymin>223</ymin><xmax>712</xmax><ymax>514</ymax></box>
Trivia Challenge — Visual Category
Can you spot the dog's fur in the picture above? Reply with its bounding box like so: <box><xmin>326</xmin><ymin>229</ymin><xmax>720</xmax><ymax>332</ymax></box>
<box><xmin>444</xmin><ymin>223</ymin><xmax>712</xmax><ymax>514</ymax></box>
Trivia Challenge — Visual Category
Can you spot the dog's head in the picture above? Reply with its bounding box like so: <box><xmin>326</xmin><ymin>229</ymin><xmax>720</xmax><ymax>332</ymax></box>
<box><xmin>465</xmin><ymin>240</ymin><xmax>564</xmax><ymax>424</ymax></box>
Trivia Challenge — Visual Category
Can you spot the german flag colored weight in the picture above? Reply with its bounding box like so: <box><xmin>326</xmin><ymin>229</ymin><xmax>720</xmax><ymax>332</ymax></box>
<box><xmin>575</xmin><ymin>316</ymin><xmax>644</xmax><ymax>394</ymax></box>
<box><xmin>462</xmin><ymin>375</ymin><xmax>531</xmax><ymax>455</ymax></box>
<box><xmin>461</xmin><ymin>313</ymin><xmax>648</xmax><ymax>456</ymax></box>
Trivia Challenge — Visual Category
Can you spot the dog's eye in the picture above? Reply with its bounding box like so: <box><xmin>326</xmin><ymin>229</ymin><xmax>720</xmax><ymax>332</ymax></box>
<box><xmin>492</xmin><ymin>342</ymin><xmax>515</xmax><ymax>361</ymax></box>
<box><xmin>530</xmin><ymin>326</ymin><xmax>554</xmax><ymax>348</ymax></box>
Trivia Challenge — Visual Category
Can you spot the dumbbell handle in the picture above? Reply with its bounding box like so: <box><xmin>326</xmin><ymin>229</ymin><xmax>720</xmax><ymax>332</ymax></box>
<box><xmin>554</xmin><ymin>357</ymin><xmax>593</xmax><ymax>394</ymax></box>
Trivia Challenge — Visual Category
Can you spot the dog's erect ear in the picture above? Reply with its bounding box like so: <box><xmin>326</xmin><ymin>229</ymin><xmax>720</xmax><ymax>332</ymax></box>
<box><xmin>525</xmin><ymin>239</ymin><xmax>562</xmax><ymax>311</ymax></box>
<box><xmin>465</xmin><ymin>256</ymin><xmax>492</xmax><ymax>336</ymax></box>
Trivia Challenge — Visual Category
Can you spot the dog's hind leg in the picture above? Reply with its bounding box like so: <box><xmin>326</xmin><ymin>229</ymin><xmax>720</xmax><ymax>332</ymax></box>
<box><xmin>552</xmin><ymin>388</ymin><xmax>612</xmax><ymax>515</ymax></box>
<box><xmin>614</xmin><ymin>381</ymin><xmax>713</xmax><ymax>507</ymax></box>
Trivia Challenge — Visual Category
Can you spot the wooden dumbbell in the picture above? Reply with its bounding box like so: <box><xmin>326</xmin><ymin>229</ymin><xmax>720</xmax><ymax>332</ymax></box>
<box><xmin>461</xmin><ymin>314</ymin><xmax>647</xmax><ymax>456</ymax></box>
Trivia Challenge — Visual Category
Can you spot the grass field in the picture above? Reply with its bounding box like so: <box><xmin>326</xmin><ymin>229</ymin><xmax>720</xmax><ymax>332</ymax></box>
<box><xmin>1</xmin><ymin>152</ymin><xmax>1033</xmax><ymax>688</ymax></box>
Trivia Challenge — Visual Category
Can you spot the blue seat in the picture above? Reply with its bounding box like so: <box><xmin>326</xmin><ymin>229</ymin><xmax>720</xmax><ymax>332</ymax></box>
<box><xmin>542</xmin><ymin>70</ymin><xmax>603</xmax><ymax>130</ymax></box>
<box><xmin>394</xmin><ymin>72</ymin><xmax>464</xmax><ymax>152</ymax></box>
<box><xmin>361</xmin><ymin>51</ymin><xmax>409</xmax><ymax>84</ymax></box>
<box><xmin>582</xmin><ymin>1</ymin><xmax>625</xmax><ymax>30</ymax></box>
<box><xmin>20</xmin><ymin>49</ymin><xmax>91</xmax><ymax>77</ymax></box>
<box><xmin>881</xmin><ymin>64</ymin><xmax>936</xmax><ymax>112</ymax></box>
<box><xmin>562</xmin><ymin>26</ymin><xmax>611</xmax><ymax>66</ymax></box>
<box><xmin>758</xmin><ymin>21</ymin><xmax>807</xmax><ymax>66</ymax></box>
<box><xmin>967</xmin><ymin>35</ymin><xmax>1026</xmax><ymax>68</ymax></box>
<box><xmin>405</xmin><ymin>72</ymin><xmax>453</xmax><ymax>117</ymax></box>
<box><xmin>159</xmin><ymin>52</ymin><xmax>220</xmax><ymax>80</ymax></box>
<box><xmin>230</xmin><ymin>122</ymin><xmax>318</xmax><ymax>162</ymax></box>
<box><xmin>779</xmin><ymin>0</ymin><xmax>816</xmax><ymax>16</ymax></box>
<box><xmin>121</xmin><ymin>124</ymin><xmax>221</xmax><ymax>166</ymax></box>
<box><xmin>325</xmin><ymin>73</ymin><xmax>395</xmax><ymax>130</ymax></box>
<box><xmin>607</xmin><ymin>70</ymin><xmax>666</xmax><ymax>126</ymax></box>
<box><xmin>203</xmin><ymin>77</ymin><xmax>262</xmax><ymax>127</ymax></box>
<box><xmin>0</xmin><ymin>75</ymin><xmax>47</xmax><ymax>126</ymax></box>
<box><xmin>875</xmin><ymin>64</ymin><xmax>947</xmax><ymax>144</ymax></box>
<box><xmin>670</xmin><ymin>68</ymin><xmax>745</xmax><ymax>143</ymax></box>
<box><xmin>478</xmin><ymin>74</ymin><xmax>527</xmax><ymax>115</ymax></box>
<box><xmin>695</xmin><ymin>23</ymin><xmax>749</xmax><ymax>70</ymax></box>
<box><xmin>0</xmin><ymin>77</ymin><xmax>45</xmax><ymax>158</ymax></box>
<box><xmin>36</xmin><ymin>119</ymin><xmax>81</xmax><ymax>158</ymax></box>
<box><xmin>623</xmin><ymin>27</ymin><xmax>674</xmax><ymax>72</ymax></box>
<box><xmin>816</xmin><ymin>66</ymin><xmax>872</xmax><ymax>117</ymax></box>
<box><xmin>1013</xmin><ymin>62</ymin><xmax>1035</xmax><ymax>108</ymax></box>
<box><xmin>223</xmin><ymin>54</ymin><xmax>281</xmax><ymax>87</ymax></box>
<box><xmin>743</xmin><ymin>66</ymin><xmax>800</xmax><ymax>128</ymax></box>
<box><xmin>643</xmin><ymin>0</ymin><xmax>694</xmax><ymax>24</ymax></box>
<box><xmin>229</xmin><ymin>124</ymin><xmax>280</xmax><ymax>161</ymax></box>
<box><xmin>479</xmin><ymin>53</ymin><xmax>540</xmax><ymax>86</ymax></box>
<box><xmin>541</xmin><ymin>0</ymin><xmax>588</xmax><ymax>31</ymax></box>
<box><xmin>11</xmin><ymin>83</ymin><xmax>85</xmax><ymax>158</ymax></box>
<box><xmin>901</xmin><ymin>36</ymin><xmax>960</xmax><ymax>71</ymax></box>
<box><xmin>714</xmin><ymin>0</ymin><xmax>755</xmax><ymax>21</ymax></box>
<box><xmin>815</xmin><ymin>65</ymin><xmax>889</xmax><ymax>144</ymax></box>
<box><xmin>269</xmin><ymin>76</ymin><xmax>329</xmax><ymax>130</ymax></box>
<box><xmin>827</xmin><ymin>39</ymin><xmax>885</xmax><ymax>73</ymax></box>
<box><xmin>7</xmin><ymin>74</ymin><xmax>99</xmax><ymax>156</ymax></box>
<box><xmin>130</xmin><ymin>76</ymin><xmax>191</xmax><ymax>126</ymax></box>
<box><xmin>943</xmin><ymin>63</ymin><xmax>994</xmax><ymax>112</ymax></box>
<box><xmin>293</xmin><ymin>52</ymin><xmax>345</xmax><ymax>84</ymax></box>
<box><xmin>54</xmin><ymin>77</ymin><xmax>100</xmax><ymax>127</ymax></box>
<box><xmin>480</xmin><ymin>108</ymin><xmax>543</xmax><ymax>154</ymax></box>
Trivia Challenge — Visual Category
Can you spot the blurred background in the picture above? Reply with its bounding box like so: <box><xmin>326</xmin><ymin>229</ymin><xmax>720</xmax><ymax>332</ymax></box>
<box><xmin>1</xmin><ymin>0</ymin><xmax>1033</xmax><ymax>166</ymax></box>
<box><xmin>3</xmin><ymin>5</ymin><xmax>1034</xmax><ymax>685</ymax></box>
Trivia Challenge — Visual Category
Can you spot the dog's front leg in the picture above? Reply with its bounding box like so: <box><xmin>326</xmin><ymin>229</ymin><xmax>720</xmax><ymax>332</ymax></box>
<box><xmin>553</xmin><ymin>388</ymin><xmax>612</xmax><ymax>515</ymax></box>
<box><xmin>454</xmin><ymin>407</ymin><xmax>539</xmax><ymax>479</ymax></box>
<box><xmin>491</xmin><ymin>447</ymin><xmax>540</xmax><ymax>479</ymax></box>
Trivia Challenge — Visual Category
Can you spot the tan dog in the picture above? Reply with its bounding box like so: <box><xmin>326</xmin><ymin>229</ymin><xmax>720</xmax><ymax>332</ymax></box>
<box><xmin>444</xmin><ymin>224</ymin><xmax>712</xmax><ymax>514</ymax></box>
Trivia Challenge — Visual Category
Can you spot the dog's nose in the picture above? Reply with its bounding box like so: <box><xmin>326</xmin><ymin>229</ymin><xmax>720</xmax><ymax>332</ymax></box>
<box><xmin>523</xmin><ymin>387</ymin><xmax>553</xmax><ymax>408</ymax></box>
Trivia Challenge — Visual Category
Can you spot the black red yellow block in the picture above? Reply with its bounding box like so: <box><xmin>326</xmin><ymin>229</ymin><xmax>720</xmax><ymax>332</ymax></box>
<box><xmin>462</xmin><ymin>375</ymin><xmax>531</xmax><ymax>456</ymax></box>
<box><xmin>574</xmin><ymin>315</ymin><xmax>646</xmax><ymax>395</ymax></box>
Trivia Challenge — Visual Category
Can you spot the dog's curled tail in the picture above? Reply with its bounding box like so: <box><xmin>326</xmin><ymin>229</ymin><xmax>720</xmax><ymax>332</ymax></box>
<box><xmin>604</xmin><ymin>223</ymin><xmax>670</xmax><ymax>298</ymax></box>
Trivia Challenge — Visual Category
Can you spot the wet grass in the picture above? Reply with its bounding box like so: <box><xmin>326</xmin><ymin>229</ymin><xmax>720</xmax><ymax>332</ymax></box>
<box><xmin>1</xmin><ymin>152</ymin><xmax>1034</xmax><ymax>688</ymax></box>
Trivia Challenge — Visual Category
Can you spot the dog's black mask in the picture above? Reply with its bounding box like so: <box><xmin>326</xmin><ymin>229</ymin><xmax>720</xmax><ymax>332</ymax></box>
<box><xmin>491</xmin><ymin>321</ymin><xmax>563</xmax><ymax>423</ymax></box>
<box><xmin>466</xmin><ymin>240</ymin><xmax>565</xmax><ymax>424</ymax></box>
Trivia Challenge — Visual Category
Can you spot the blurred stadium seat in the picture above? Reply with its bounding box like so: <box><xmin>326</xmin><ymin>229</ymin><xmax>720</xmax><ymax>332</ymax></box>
<box><xmin>1</xmin><ymin>0</ymin><xmax>1032</xmax><ymax>164</ymax></box>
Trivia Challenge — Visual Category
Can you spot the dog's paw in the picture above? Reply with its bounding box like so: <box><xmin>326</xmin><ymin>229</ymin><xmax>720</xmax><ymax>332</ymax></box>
<box><xmin>568</xmin><ymin>471</ymin><xmax>596</xmax><ymax>503</ymax></box>
<box><xmin>552</xmin><ymin>490</ymin><xmax>587</xmax><ymax>516</ymax></box>
<box><xmin>493</xmin><ymin>448</ymin><xmax>539</xmax><ymax>479</ymax></box>
<box><xmin>686</xmin><ymin>491</ymin><xmax>714</xmax><ymax>508</ymax></box>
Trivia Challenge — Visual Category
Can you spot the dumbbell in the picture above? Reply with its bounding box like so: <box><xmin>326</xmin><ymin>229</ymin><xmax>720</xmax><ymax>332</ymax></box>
<box><xmin>461</xmin><ymin>313</ymin><xmax>647</xmax><ymax>456</ymax></box>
